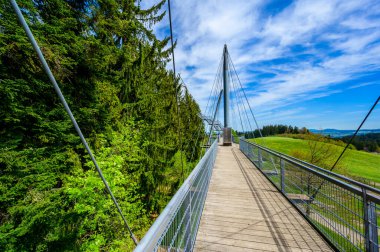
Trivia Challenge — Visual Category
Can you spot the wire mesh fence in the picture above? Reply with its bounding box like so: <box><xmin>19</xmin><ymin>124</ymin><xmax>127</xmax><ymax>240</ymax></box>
<box><xmin>134</xmin><ymin>139</ymin><xmax>218</xmax><ymax>252</ymax></box>
<box><xmin>240</xmin><ymin>139</ymin><xmax>380</xmax><ymax>252</ymax></box>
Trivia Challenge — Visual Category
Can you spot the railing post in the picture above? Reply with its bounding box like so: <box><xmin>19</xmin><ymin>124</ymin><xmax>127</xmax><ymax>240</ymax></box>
<box><xmin>246</xmin><ymin>142</ymin><xmax>251</xmax><ymax>160</ymax></box>
<box><xmin>363</xmin><ymin>188</ymin><xmax>370</xmax><ymax>251</ymax></box>
<box><xmin>363</xmin><ymin>188</ymin><xmax>379</xmax><ymax>251</ymax></box>
<box><xmin>187</xmin><ymin>188</ymin><xmax>193</xmax><ymax>251</ymax></box>
<box><xmin>280</xmin><ymin>159</ymin><xmax>285</xmax><ymax>193</ymax></box>
<box><xmin>368</xmin><ymin>201</ymin><xmax>378</xmax><ymax>252</ymax></box>
<box><xmin>258</xmin><ymin>148</ymin><xmax>262</xmax><ymax>169</ymax></box>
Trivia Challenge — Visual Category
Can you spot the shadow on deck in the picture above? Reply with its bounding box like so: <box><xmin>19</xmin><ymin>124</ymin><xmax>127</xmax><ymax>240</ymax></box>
<box><xmin>194</xmin><ymin>144</ymin><xmax>333</xmax><ymax>252</ymax></box>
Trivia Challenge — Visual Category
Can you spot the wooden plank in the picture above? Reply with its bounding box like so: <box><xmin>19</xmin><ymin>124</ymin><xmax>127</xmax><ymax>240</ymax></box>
<box><xmin>194</xmin><ymin>144</ymin><xmax>332</xmax><ymax>251</ymax></box>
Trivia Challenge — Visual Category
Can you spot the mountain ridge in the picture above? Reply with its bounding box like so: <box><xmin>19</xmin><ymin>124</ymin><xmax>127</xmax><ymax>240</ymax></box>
<box><xmin>309</xmin><ymin>128</ymin><xmax>380</xmax><ymax>137</ymax></box>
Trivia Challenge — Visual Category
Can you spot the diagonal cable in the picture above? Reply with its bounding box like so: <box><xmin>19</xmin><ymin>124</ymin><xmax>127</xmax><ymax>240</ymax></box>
<box><xmin>227</xmin><ymin>51</ymin><xmax>278</xmax><ymax>173</ymax></box>
<box><xmin>9</xmin><ymin>0</ymin><xmax>138</xmax><ymax>245</ymax></box>
<box><xmin>167</xmin><ymin>0</ymin><xmax>185</xmax><ymax>181</ymax></box>
<box><xmin>228</xmin><ymin>58</ymin><xmax>252</xmax><ymax>137</ymax></box>
<box><xmin>310</xmin><ymin>96</ymin><xmax>380</xmax><ymax>201</ymax></box>
<box><xmin>190</xmin><ymin>55</ymin><xmax>223</xmax><ymax>161</ymax></box>
<box><xmin>228</xmin><ymin>59</ymin><xmax>245</xmax><ymax>134</ymax></box>
<box><xmin>228</xmin><ymin>51</ymin><xmax>263</xmax><ymax>137</ymax></box>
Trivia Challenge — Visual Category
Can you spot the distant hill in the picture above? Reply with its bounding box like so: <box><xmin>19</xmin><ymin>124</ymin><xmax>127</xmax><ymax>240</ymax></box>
<box><xmin>310</xmin><ymin>129</ymin><xmax>380</xmax><ymax>138</ymax></box>
<box><xmin>339</xmin><ymin>133</ymin><xmax>380</xmax><ymax>152</ymax></box>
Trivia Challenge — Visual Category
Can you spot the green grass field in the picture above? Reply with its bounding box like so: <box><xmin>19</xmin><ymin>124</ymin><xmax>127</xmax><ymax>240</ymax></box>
<box><xmin>250</xmin><ymin>136</ymin><xmax>380</xmax><ymax>183</ymax></box>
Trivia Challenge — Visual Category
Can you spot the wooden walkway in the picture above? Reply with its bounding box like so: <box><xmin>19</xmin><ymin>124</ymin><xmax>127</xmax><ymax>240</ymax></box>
<box><xmin>194</xmin><ymin>144</ymin><xmax>333</xmax><ymax>252</ymax></box>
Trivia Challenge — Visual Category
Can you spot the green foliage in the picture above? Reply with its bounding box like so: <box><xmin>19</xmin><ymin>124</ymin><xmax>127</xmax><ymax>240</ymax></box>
<box><xmin>0</xmin><ymin>0</ymin><xmax>203</xmax><ymax>250</ymax></box>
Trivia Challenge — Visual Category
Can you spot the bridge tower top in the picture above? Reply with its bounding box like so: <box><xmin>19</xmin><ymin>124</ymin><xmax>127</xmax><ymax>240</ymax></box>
<box><xmin>222</xmin><ymin>44</ymin><xmax>232</xmax><ymax>145</ymax></box>
<box><xmin>223</xmin><ymin>44</ymin><xmax>229</xmax><ymax>128</ymax></box>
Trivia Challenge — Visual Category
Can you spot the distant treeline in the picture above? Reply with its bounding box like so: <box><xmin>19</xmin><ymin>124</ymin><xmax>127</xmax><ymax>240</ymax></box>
<box><xmin>237</xmin><ymin>124</ymin><xmax>380</xmax><ymax>153</ymax></box>
<box><xmin>338</xmin><ymin>133</ymin><xmax>380</xmax><ymax>153</ymax></box>
<box><xmin>237</xmin><ymin>124</ymin><xmax>309</xmax><ymax>138</ymax></box>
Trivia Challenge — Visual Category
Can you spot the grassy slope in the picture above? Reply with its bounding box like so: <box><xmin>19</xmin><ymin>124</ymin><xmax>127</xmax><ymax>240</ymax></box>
<box><xmin>250</xmin><ymin>136</ymin><xmax>380</xmax><ymax>183</ymax></box>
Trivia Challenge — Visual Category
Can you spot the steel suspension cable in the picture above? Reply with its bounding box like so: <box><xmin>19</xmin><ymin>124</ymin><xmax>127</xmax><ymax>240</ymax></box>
<box><xmin>208</xmin><ymin>64</ymin><xmax>224</xmax><ymax>117</ymax></box>
<box><xmin>330</xmin><ymin>96</ymin><xmax>379</xmax><ymax>171</ymax></box>
<box><xmin>228</xmin><ymin>55</ymin><xmax>258</xmax><ymax>137</ymax></box>
<box><xmin>195</xmin><ymin>56</ymin><xmax>223</xmax><ymax>135</ymax></box>
<box><xmin>207</xmin><ymin>67</ymin><xmax>224</xmax><ymax>134</ymax></box>
<box><xmin>228</xmin><ymin>69</ymin><xmax>239</xmax><ymax>133</ymax></box>
<box><xmin>190</xmin><ymin>55</ymin><xmax>224</xmax><ymax>161</ymax></box>
<box><xmin>167</xmin><ymin>0</ymin><xmax>176</xmax><ymax>77</ymax></box>
<box><xmin>204</xmin><ymin>74</ymin><xmax>223</xmax><ymax>147</ymax></box>
<box><xmin>228</xmin><ymin>52</ymin><xmax>263</xmax><ymax>138</ymax></box>
<box><xmin>228</xmin><ymin>56</ymin><xmax>253</xmax><ymax>136</ymax></box>
<box><xmin>310</xmin><ymin>96</ymin><xmax>380</xmax><ymax>200</ymax></box>
<box><xmin>235</xmin><ymin>75</ymin><xmax>255</xmax><ymax>138</ymax></box>
<box><xmin>231</xmin><ymin>68</ymin><xmax>248</xmax><ymax>136</ymax></box>
<box><xmin>228</xmin><ymin>58</ymin><xmax>254</xmax><ymax>137</ymax></box>
<box><xmin>9</xmin><ymin>0</ymin><xmax>138</xmax><ymax>245</ymax></box>
<box><xmin>228</xmin><ymin>59</ymin><xmax>245</xmax><ymax>134</ymax></box>
<box><xmin>167</xmin><ymin>0</ymin><xmax>185</xmax><ymax>180</ymax></box>
<box><xmin>227</xmin><ymin>53</ymin><xmax>278</xmax><ymax>173</ymax></box>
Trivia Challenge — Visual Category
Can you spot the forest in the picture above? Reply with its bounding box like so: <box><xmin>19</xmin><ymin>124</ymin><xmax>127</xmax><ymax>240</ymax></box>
<box><xmin>0</xmin><ymin>0</ymin><xmax>204</xmax><ymax>251</ymax></box>
<box><xmin>338</xmin><ymin>133</ymin><xmax>380</xmax><ymax>153</ymax></box>
<box><xmin>237</xmin><ymin>124</ymin><xmax>310</xmax><ymax>138</ymax></box>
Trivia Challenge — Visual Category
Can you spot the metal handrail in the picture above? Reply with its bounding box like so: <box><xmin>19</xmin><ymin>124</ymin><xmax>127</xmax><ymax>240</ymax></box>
<box><xmin>134</xmin><ymin>139</ymin><xmax>218</xmax><ymax>252</ymax></box>
<box><xmin>240</xmin><ymin>139</ymin><xmax>379</xmax><ymax>251</ymax></box>
<box><xmin>241</xmin><ymin>139</ymin><xmax>380</xmax><ymax>203</ymax></box>
<box><xmin>246</xmin><ymin>139</ymin><xmax>380</xmax><ymax>195</ymax></box>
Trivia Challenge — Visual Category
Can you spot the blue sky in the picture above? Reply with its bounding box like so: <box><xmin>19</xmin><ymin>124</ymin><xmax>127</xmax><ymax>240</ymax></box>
<box><xmin>143</xmin><ymin>0</ymin><xmax>380</xmax><ymax>130</ymax></box>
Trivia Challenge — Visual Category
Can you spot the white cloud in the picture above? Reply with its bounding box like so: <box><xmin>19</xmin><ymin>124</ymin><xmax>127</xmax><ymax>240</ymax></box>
<box><xmin>143</xmin><ymin>0</ymin><xmax>380</xmax><ymax>129</ymax></box>
<box><xmin>348</xmin><ymin>82</ymin><xmax>379</xmax><ymax>90</ymax></box>
<box><xmin>261</xmin><ymin>0</ymin><xmax>335</xmax><ymax>46</ymax></box>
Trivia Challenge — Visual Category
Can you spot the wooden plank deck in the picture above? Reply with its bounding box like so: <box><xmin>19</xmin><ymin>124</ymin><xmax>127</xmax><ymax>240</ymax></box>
<box><xmin>194</xmin><ymin>144</ymin><xmax>333</xmax><ymax>252</ymax></box>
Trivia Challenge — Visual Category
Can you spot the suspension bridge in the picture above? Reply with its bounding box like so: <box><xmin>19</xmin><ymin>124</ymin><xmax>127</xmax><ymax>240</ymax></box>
<box><xmin>9</xmin><ymin>0</ymin><xmax>380</xmax><ymax>251</ymax></box>
<box><xmin>133</xmin><ymin>45</ymin><xmax>380</xmax><ymax>252</ymax></box>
